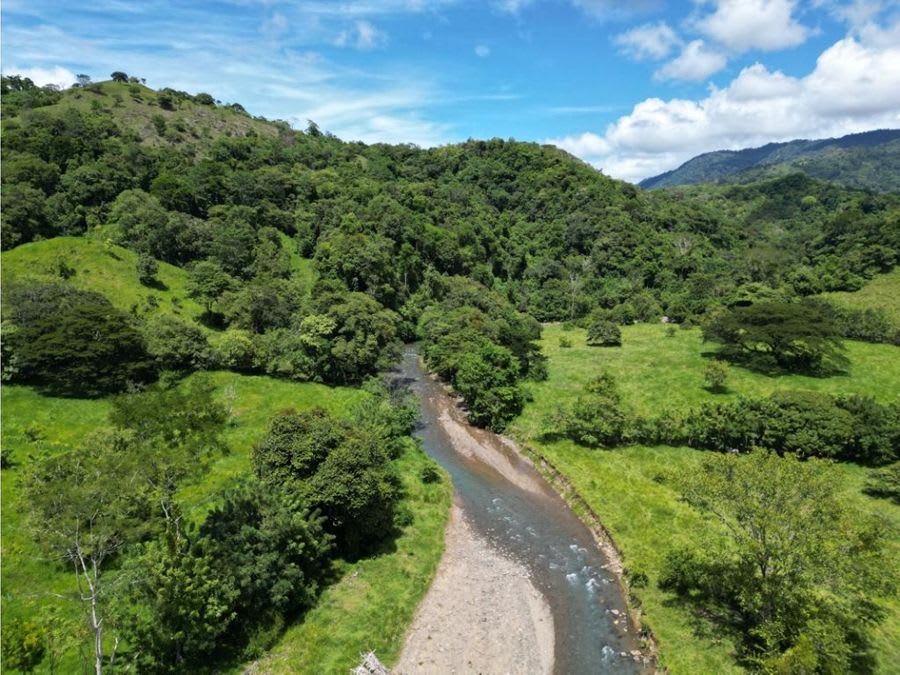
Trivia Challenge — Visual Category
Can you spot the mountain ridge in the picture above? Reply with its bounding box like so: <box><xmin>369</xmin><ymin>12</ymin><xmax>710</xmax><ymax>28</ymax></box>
<box><xmin>640</xmin><ymin>129</ymin><xmax>900</xmax><ymax>192</ymax></box>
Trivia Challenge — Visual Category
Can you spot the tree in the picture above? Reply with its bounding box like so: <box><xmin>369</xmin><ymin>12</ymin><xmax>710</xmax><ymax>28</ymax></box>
<box><xmin>76</xmin><ymin>73</ymin><xmax>91</xmax><ymax>87</ymax></box>
<box><xmin>453</xmin><ymin>342</ymin><xmax>524</xmax><ymax>431</ymax></box>
<box><xmin>702</xmin><ymin>360</ymin><xmax>729</xmax><ymax>392</ymax></box>
<box><xmin>109</xmin><ymin>376</ymin><xmax>227</xmax><ymax>531</ymax></box>
<box><xmin>552</xmin><ymin>372</ymin><xmax>631</xmax><ymax>447</ymax></box>
<box><xmin>24</xmin><ymin>430</ymin><xmax>153</xmax><ymax>675</ymax></box>
<box><xmin>253</xmin><ymin>406</ymin><xmax>403</xmax><ymax>556</ymax></box>
<box><xmin>661</xmin><ymin>452</ymin><xmax>894</xmax><ymax>671</ymax></box>
<box><xmin>114</xmin><ymin>531</ymin><xmax>236</xmax><ymax>672</ymax></box>
<box><xmin>110</xmin><ymin>71</ymin><xmax>128</xmax><ymax>83</ymax></box>
<box><xmin>586</xmin><ymin>318</ymin><xmax>622</xmax><ymax>346</ymax></box>
<box><xmin>702</xmin><ymin>302</ymin><xmax>848</xmax><ymax>374</ymax></box>
<box><xmin>187</xmin><ymin>259</ymin><xmax>236</xmax><ymax>314</ymax></box>
<box><xmin>5</xmin><ymin>283</ymin><xmax>155</xmax><ymax>396</ymax></box>
<box><xmin>137</xmin><ymin>252</ymin><xmax>159</xmax><ymax>285</ymax></box>
<box><xmin>143</xmin><ymin>316</ymin><xmax>212</xmax><ymax>371</ymax></box>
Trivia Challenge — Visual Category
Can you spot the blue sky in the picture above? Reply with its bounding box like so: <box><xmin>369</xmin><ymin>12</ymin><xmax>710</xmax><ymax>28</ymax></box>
<box><xmin>3</xmin><ymin>0</ymin><xmax>899</xmax><ymax>181</ymax></box>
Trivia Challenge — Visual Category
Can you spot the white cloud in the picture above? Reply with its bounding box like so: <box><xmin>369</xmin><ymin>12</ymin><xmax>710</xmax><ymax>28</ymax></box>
<box><xmin>547</xmin><ymin>33</ymin><xmax>900</xmax><ymax>182</ymax></box>
<box><xmin>695</xmin><ymin>0</ymin><xmax>811</xmax><ymax>53</ymax></box>
<box><xmin>334</xmin><ymin>20</ymin><xmax>386</xmax><ymax>49</ymax></box>
<box><xmin>3</xmin><ymin>64</ymin><xmax>76</xmax><ymax>88</ymax></box>
<box><xmin>474</xmin><ymin>44</ymin><xmax>491</xmax><ymax>57</ymax></box>
<box><xmin>614</xmin><ymin>21</ymin><xmax>680</xmax><ymax>61</ymax></box>
<box><xmin>654</xmin><ymin>40</ymin><xmax>727</xmax><ymax>81</ymax></box>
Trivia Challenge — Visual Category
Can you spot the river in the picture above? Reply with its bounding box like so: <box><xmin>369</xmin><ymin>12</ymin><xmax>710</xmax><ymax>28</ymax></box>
<box><xmin>395</xmin><ymin>346</ymin><xmax>652</xmax><ymax>674</ymax></box>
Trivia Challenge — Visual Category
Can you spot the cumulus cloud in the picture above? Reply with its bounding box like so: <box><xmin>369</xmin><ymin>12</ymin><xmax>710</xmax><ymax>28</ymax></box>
<box><xmin>547</xmin><ymin>32</ymin><xmax>900</xmax><ymax>182</ymax></box>
<box><xmin>694</xmin><ymin>0</ymin><xmax>811</xmax><ymax>52</ymax></box>
<box><xmin>614</xmin><ymin>21</ymin><xmax>680</xmax><ymax>61</ymax></box>
<box><xmin>654</xmin><ymin>39</ymin><xmax>727</xmax><ymax>80</ymax></box>
<box><xmin>4</xmin><ymin>64</ymin><xmax>76</xmax><ymax>88</ymax></box>
<box><xmin>475</xmin><ymin>44</ymin><xmax>491</xmax><ymax>57</ymax></box>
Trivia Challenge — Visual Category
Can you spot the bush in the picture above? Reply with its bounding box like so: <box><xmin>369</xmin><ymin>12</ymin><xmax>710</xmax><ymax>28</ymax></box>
<box><xmin>558</xmin><ymin>336</ymin><xmax>572</xmax><ymax>348</ymax></box>
<box><xmin>552</xmin><ymin>372</ymin><xmax>632</xmax><ymax>447</ymax></box>
<box><xmin>683</xmin><ymin>391</ymin><xmax>898</xmax><ymax>464</ymax></box>
<box><xmin>702</xmin><ymin>360</ymin><xmax>729</xmax><ymax>392</ymax></box>
<box><xmin>586</xmin><ymin>318</ymin><xmax>622</xmax><ymax>346</ymax></box>
<box><xmin>1</xmin><ymin>618</ymin><xmax>46</xmax><ymax>672</ymax></box>
<box><xmin>420</xmin><ymin>464</ymin><xmax>442</xmax><ymax>484</ymax></box>
<box><xmin>137</xmin><ymin>253</ymin><xmax>159</xmax><ymax>285</ymax></box>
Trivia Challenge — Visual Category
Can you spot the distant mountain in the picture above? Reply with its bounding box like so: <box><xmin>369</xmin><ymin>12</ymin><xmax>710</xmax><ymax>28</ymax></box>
<box><xmin>640</xmin><ymin>129</ymin><xmax>900</xmax><ymax>193</ymax></box>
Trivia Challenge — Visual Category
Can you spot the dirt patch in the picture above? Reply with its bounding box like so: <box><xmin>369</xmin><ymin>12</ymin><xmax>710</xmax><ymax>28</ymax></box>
<box><xmin>394</xmin><ymin>502</ymin><xmax>554</xmax><ymax>675</ymax></box>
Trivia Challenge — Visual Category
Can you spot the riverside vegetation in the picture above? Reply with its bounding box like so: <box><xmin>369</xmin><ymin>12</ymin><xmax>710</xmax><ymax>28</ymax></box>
<box><xmin>1</xmin><ymin>72</ymin><xmax>898</xmax><ymax>673</ymax></box>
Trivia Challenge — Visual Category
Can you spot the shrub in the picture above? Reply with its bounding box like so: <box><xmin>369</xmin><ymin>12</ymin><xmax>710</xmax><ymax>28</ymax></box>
<box><xmin>558</xmin><ymin>336</ymin><xmax>572</xmax><ymax>348</ymax></box>
<box><xmin>1</xmin><ymin>618</ymin><xmax>46</xmax><ymax>672</ymax></box>
<box><xmin>420</xmin><ymin>464</ymin><xmax>442</xmax><ymax>484</ymax></box>
<box><xmin>702</xmin><ymin>360</ymin><xmax>729</xmax><ymax>392</ymax></box>
<box><xmin>137</xmin><ymin>253</ymin><xmax>159</xmax><ymax>286</ymax></box>
<box><xmin>586</xmin><ymin>319</ymin><xmax>622</xmax><ymax>347</ymax></box>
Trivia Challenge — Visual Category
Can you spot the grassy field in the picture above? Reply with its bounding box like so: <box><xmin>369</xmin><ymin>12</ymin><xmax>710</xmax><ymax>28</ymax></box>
<box><xmin>1</xmin><ymin>372</ymin><xmax>449</xmax><ymax>673</ymax></box>
<box><xmin>822</xmin><ymin>268</ymin><xmax>900</xmax><ymax>324</ymax></box>
<box><xmin>1</xmin><ymin>236</ymin><xmax>206</xmax><ymax>326</ymax></box>
<box><xmin>511</xmin><ymin>323</ymin><xmax>900</xmax><ymax>674</ymax></box>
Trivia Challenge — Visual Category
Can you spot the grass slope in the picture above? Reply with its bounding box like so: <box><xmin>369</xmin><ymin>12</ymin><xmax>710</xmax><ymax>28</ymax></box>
<box><xmin>1</xmin><ymin>236</ymin><xmax>206</xmax><ymax>326</ymax></box>
<box><xmin>1</xmin><ymin>372</ymin><xmax>448</xmax><ymax>673</ymax></box>
<box><xmin>822</xmin><ymin>268</ymin><xmax>900</xmax><ymax>324</ymax></box>
<box><xmin>511</xmin><ymin>323</ymin><xmax>900</xmax><ymax>674</ymax></box>
<box><xmin>31</xmin><ymin>81</ymin><xmax>280</xmax><ymax>154</ymax></box>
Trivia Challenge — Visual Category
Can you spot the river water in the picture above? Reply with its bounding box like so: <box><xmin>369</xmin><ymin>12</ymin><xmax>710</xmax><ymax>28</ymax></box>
<box><xmin>395</xmin><ymin>346</ymin><xmax>651</xmax><ymax>674</ymax></box>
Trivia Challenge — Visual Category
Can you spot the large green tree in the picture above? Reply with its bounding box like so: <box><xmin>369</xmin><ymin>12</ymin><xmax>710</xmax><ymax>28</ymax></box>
<box><xmin>661</xmin><ymin>452</ymin><xmax>894</xmax><ymax>672</ymax></box>
<box><xmin>5</xmin><ymin>283</ymin><xmax>155</xmax><ymax>396</ymax></box>
<box><xmin>702</xmin><ymin>302</ymin><xmax>848</xmax><ymax>373</ymax></box>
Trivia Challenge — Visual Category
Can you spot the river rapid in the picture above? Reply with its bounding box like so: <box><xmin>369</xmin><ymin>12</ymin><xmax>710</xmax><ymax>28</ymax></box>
<box><xmin>395</xmin><ymin>346</ymin><xmax>652</xmax><ymax>674</ymax></box>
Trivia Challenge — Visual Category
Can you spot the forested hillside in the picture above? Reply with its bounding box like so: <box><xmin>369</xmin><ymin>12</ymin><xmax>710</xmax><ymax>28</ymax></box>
<box><xmin>641</xmin><ymin>129</ymin><xmax>900</xmax><ymax>192</ymax></box>
<box><xmin>3</xmin><ymin>74</ymin><xmax>898</xmax><ymax>425</ymax></box>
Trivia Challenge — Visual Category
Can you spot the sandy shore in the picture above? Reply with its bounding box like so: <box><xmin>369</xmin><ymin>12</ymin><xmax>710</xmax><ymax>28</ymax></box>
<box><xmin>394</xmin><ymin>502</ymin><xmax>554</xmax><ymax>675</ymax></box>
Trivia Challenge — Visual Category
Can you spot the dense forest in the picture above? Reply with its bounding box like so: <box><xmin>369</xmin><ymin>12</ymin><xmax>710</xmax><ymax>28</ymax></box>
<box><xmin>640</xmin><ymin>129</ymin><xmax>900</xmax><ymax>193</ymax></box>
<box><xmin>2</xmin><ymin>73</ymin><xmax>899</xmax><ymax>673</ymax></box>
<box><xmin>2</xmin><ymin>74</ymin><xmax>898</xmax><ymax>426</ymax></box>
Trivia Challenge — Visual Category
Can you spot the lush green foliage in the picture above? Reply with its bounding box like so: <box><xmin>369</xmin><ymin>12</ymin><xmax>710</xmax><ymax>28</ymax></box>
<box><xmin>512</xmin><ymin>324</ymin><xmax>900</xmax><ymax>674</ymax></box>
<box><xmin>586</xmin><ymin>318</ymin><xmax>622</xmax><ymax>346</ymax></box>
<box><xmin>253</xmin><ymin>401</ymin><xmax>405</xmax><ymax>556</ymax></box>
<box><xmin>683</xmin><ymin>391</ymin><xmax>899</xmax><ymax>464</ymax></box>
<box><xmin>3</xmin><ymin>282</ymin><xmax>155</xmax><ymax>395</ymax></box>
<box><xmin>640</xmin><ymin>129</ymin><xmax>900</xmax><ymax>192</ymax></box>
<box><xmin>660</xmin><ymin>452</ymin><xmax>895</xmax><ymax>672</ymax></box>
<box><xmin>703</xmin><ymin>301</ymin><xmax>848</xmax><ymax>374</ymax></box>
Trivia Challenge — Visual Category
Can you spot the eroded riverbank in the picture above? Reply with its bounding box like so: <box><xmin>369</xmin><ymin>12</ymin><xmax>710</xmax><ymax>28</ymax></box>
<box><xmin>394</xmin><ymin>347</ymin><xmax>652</xmax><ymax>674</ymax></box>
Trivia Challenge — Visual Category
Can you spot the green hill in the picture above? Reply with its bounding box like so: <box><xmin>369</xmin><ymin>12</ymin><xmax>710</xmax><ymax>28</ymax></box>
<box><xmin>641</xmin><ymin>129</ymin><xmax>900</xmax><ymax>192</ymax></box>
<box><xmin>1</xmin><ymin>236</ymin><xmax>206</xmax><ymax>325</ymax></box>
